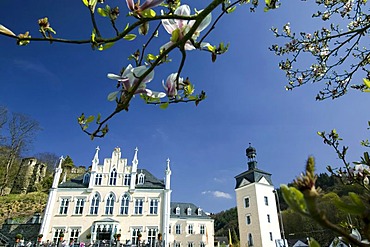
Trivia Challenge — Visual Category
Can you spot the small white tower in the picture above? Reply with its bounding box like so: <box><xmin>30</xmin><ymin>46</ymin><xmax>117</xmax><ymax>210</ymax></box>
<box><xmin>162</xmin><ymin>158</ymin><xmax>172</xmax><ymax>247</ymax></box>
<box><xmin>130</xmin><ymin>147</ymin><xmax>139</xmax><ymax>192</ymax></box>
<box><xmin>89</xmin><ymin>146</ymin><xmax>100</xmax><ymax>188</ymax></box>
<box><xmin>39</xmin><ymin>156</ymin><xmax>65</xmax><ymax>240</ymax></box>
<box><xmin>235</xmin><ymin>144</ymin><xmax>282</xmax><ymax>247</ymax></box>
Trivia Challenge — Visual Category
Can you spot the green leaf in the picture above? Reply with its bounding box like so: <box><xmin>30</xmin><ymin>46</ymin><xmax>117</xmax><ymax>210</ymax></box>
<box><xmin>147</xmin><ymin>54</ymin><xmax>157</xmax><ymax>61</ymax></box>
<box><xmin>308</xmin><ymin>238</ymin><xmax>321</xmax><ymax>247</ymax></box>
<box><xmin>98</xmin><ymin>42</ymin><xmax>115</xmax><ymax>51</ymax></box>
<box><xmin>85</xmin><ymin>115</ymin><xmax>95</xmax><ymax>124</ymax></box>
<box><xmin>97</xmin><ymin>8</ymin><xmax>107</xmax><ymax>17</ymax></box>
<box><xmin>171</xmin><ymin>28</ymin><xmax>180</xmax><ymax>42</ymax></box>
<box><xmin>160</xmin><ymin>102</ymin><xmax>169</xmax><ymax>109</ymax></box>
<box><xmin>280</xmin><ymin>185</ymin><xmax>307</xmax><ymax>213</ymax></box>
<box><xmin>91</xmin><ymin>29</ymin><xmax>96</xmax><ymax>42</ymax></box>
<box><xmin>226</xmin><ymin>6</ymin><xmax>236</xmax><ymax>13</ymax></box>
<box><xmin>96</xmin><ymin>113</ymin><xmax>101</xmax><ymax>124</ymax></box>
<box><xmin>334</xmin><ymin>197</ymin><xmax>365</xmax><ymax>215</ymax></box>
<box><xmin>207</xmin><ymin>45</ymin><xmax>216</xmax><ymax>52</ymax></box>
<box><xmin>47</xmin><ymin>27</ymin><xmax>56</xmax><ymax>34</ymax></box>
<box><xmin>124</xmin><ymin>34</ymin><xmax>137</xmax><ymax>41</ymax></box>
<box><xmin>141</xmin><ymin>9</ymin><xmax>156</xmax><ymax>18</ymax></box>
<box><xmin>363</xmin><ymin>78</ymin><xmax>370</xmax><ymax>88</ymax></box>
<box><xmin>124</xmin><ymin>23</ymin><xmax>130</xmax><ymax>31</ymax></box>
<box><xmin>348</xmin><ymin>192</ymin><xmax>365</xmax><ymax>209</ymax></box>
<box><xmin>82</xmin><ymin>0</ymin><xmax>89</xmax><ymax>7</ymax></box>
<box><xmin>107</xmin><ymin>91</ymin><xmax>119</xmax><ymax>101</ymax></box>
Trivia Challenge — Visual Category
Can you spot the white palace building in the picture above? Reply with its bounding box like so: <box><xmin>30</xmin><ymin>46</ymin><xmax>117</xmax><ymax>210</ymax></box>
<box><xmin>39</xmin><ymin>147</ymin><xmax>214</xmax><ymax>247</ymax></box>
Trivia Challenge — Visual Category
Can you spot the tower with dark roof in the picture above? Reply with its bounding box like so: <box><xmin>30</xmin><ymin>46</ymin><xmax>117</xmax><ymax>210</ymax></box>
<box><xmin>234</xmin><ymin>144</ymin><xmax>282</xmax><ymax>247</ymax></box>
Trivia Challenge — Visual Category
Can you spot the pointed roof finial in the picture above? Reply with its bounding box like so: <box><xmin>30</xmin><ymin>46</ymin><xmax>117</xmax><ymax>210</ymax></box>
<box><xmin>166</xmin><ymin>158</ymin><xmax>171</xmax><ymax>171</ymax></box>
<box><xmin>57</xmin><ymin>156</ymin><xmax>65</xmax><ymax>169</ymax></box>
<box><xmin>132</xmin><ymin>147</ymin><xmax>139</xmax><ymax>166</ymax></box>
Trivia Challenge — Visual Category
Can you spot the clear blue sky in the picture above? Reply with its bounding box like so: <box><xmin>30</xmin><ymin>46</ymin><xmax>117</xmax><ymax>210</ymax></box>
<box><xmin>1</xmin><ymin>0</ymin><xmax>369</xmax><ymax>213</ymax></box>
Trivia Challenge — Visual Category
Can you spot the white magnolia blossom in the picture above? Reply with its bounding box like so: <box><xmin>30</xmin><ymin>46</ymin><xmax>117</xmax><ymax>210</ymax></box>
<box><xmin>107</xmin><ymin>64</ymin><xmax>165</xmax><ymax>98</ymax></box>
<box><xmin>161</xmin><ymin>5</ymin><xmax>212</xmax><ymax>51</ymax></box>
<box><xmin>162</xmin><ymin>73</ymin><xmax>184</xmax><ymax>97</ymax></box>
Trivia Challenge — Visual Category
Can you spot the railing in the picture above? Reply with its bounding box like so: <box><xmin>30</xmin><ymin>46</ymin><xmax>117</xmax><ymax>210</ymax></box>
<box><xmin>0</xmin><ymin>232</ymin><xmax>10</xmax><ymax>247</ymax></box>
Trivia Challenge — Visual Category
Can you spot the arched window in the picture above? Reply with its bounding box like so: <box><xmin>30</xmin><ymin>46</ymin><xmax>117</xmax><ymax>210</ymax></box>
<box><xmin>109</xmin><ymin>168</ymin><xmax>117</xmax><ymax>185</ymax></box>
<box><xmin>83</xmin><ymin>173</ymin><xmax>90</xmax><ymax>184</ymax></box>
<box><xmin>137</xmin><ymin>173</ymin><xmax>145</xmax><ymax>185</ymax></box>
<box><xmin>105</xmin><ymin>193</ymin><xmax>115</xmax><ymax>215</ymax></box>
<box><xmin>120</xmin><ymin>194</ymin><xmax>130</xmax><ymax>215</ymax></box>
<box><xmin>175</xmin><ymin>206</ymin><xmax>180</xmax><ymax>215</ymax></box>
<box><xmin>248</xmin><ymin>233</ymin><xmax>253</xmax><ymax>247</ymax></box>
<box><xmin>197</xmin><ymin>208</ymin><xmax>203</xmax><ymax>216</ymax></box>
<box><xmin>90</xmin><ymin>193</ymin><xmax>100</xmax><ymax>215</ymax></box>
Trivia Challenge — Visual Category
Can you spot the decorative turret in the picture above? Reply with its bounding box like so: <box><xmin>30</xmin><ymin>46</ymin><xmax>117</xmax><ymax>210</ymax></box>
<box><xmin>130</xmin><ymin>147</ymin><xmax>139</xmax><ymax>191</ymax></box>
<box><xmin>165</xmin><ymin>158</ymin><xmax>171</xmax><ymax>190</ymax></box>
<box><xmin>52</xmin><ymin>156</ymin><xmax>64</xmax><ymax>189</ymax></box>
<box><xmin>163</xmin><ymin>158</ymin><xmax>172</xmax><ymax>247</ymax></box>
<box><xmin>246</xmin><ymin>143</ymin><xmax>257</xmax><ymax>170</ymax></box>
<box><xmin>91</xmin><ymin>146</ymin><xmax>100</xmax><ymax>171</ymax></box>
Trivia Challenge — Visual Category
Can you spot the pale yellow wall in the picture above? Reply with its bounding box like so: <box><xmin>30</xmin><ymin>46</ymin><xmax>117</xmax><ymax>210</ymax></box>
<box><xmin>168</xmin><ymin>218</ymin><xmax>214</xmax><ymax>247</ymax></box>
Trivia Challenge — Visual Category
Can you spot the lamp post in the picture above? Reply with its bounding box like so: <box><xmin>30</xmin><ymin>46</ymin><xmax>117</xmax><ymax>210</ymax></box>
<box><xmin>273</xmin><ymin>190</ymin><xmax>286</xmax><ymax>247</ymax></box>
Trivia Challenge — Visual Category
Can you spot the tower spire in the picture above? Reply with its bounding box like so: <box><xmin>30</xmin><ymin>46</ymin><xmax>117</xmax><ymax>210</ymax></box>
<box><xmin>91</xmin><ymin>146</ymin><xmax>100</xmax><ymax>171</ymax></box>
<box><xmin>246</xmin><ymin>143</ymin><xmax>257</xmax><ymax>170</ymax></box>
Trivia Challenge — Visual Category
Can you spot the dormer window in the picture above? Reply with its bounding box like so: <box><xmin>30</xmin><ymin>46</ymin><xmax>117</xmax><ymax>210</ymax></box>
<box><xmin>137</xmin><ymin>173</ymin><xmax>145</xmax><ymax>185</ymax></box>
<box><xmin>175</xmin><ymin>206</ymin><xmax>180</xmax><ymax>215</ymax></box>
<box><xmin>197</xmin><ymin>208</ymin><xmax>202</xmax><ymax>216</ymax></box>
<box><xmin>83</xmin><ymin>173</ymin><xmax>90</xmax><ymax>184</ymax></box>
<box><xmin>187</xmin><ymin>207</ymin><xmax>192</xmax><ymax>216</ymax></box>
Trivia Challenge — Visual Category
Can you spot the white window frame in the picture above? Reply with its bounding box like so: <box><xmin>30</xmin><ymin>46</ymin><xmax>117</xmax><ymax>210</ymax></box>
<box><xmin>90</xmin><ymin>193</ymin><xmax>100</xmax><ymax>215</ymax></box>
<box><xmin>95</xmin><ymin>174</ymin><xmax>102</xmax><ymax>185</ymax></box>
<box><xmin>124</xmin><ymin>174</ymin><xmax>131</xmax><ymax>186</ymax></box>
<box><xmin>105</xmin><ymin>193</ymin><xmax>115</xmax><ymax>215</ymax></box>
<box><xmin>52</xmin><ymin>228</ymin><xmax>66</xmax><ymax>244</ymax></box>
<box><xmin>131</xmin><ymin>228</ymin><xmax>143</xmax><ymax>246</ymax></box>
<box><xmin>175</xmin><ymin>207</ymin><xmax>180</xmax><ymax>215</ymax></box>
<box><xmin>187</xmin><ymin>207</ymin><xmax>192</xmax><ymax>216</ymax></box>
<box><xmin>59</xmin><ymin>198</ymin><xmax>70</xmax><ymax>215</ymax></box>
<box><xmin>109</xmin><ymin>168</ymin><xmax>117</xmax><ymax>185</ymax></box>
<box><xmin>134</xmin><ymin>198</ymin><xmax>144</xmax><ymax>215</ymax></box>
<box><xmin>74</xmin><ymin>198</ymin><xmax>85</xmax><ymax>215</ymax></box>
<box><xmin>147</xmin><ymin>227</ymin><xmax>158</xmax><ymax>247</ymax></box>
<box><xmin>138</xmin><ymin>173</ymin><xmax>145</xmax><ymax>184</ymax></box>
<box><xmin>200</xmin><ymin>225</ymin><xmax>205</xmax><ymax>235</ymax></box>
<box><xmin>120</xmin><ymin>194</ymin><xmax>130</xmax><ymax>215</ymax></box>
<box><xmin>69</xmin><ymin>228</ymin><xmax>81</xmax><ymax>243</ymax></box>
<box><xmin>188</xmin><ymin>224</ymin><xmax>193</xmax><ymax>234</ymax></box>
<box><xmin>175</xmin><ymin>224</ymin><xmax>181</xmax><ymax>234</ymax></box>
<box><xmin>149</xmin><ymin>199</ymin><xmax>159</xmax><ymax>215</ymax></box>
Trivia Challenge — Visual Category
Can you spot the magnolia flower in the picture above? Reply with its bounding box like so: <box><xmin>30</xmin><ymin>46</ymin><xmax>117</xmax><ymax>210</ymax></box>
<box><xmin>161</xmin><ymin>5</ymin><xmax>211</xmax><ymax>51</ymax></box>
<box><xmin>0</xmin><ymin>24</ymin><xmax>15</xmax><ymax>36</ymax></box>
<box><xmin>162</xmin><ymin>73</ymin><xmax>184</xmax><ymax>97</ymax></box>
<box><xmin>126</xmin><ymin>0</ymin><xmax>163</xmax><ymax>14</ymax></box>
<box><xmin>107</xmin><ymin>64</ymin><xmax>165</xmax><ymax>98</ymax></box>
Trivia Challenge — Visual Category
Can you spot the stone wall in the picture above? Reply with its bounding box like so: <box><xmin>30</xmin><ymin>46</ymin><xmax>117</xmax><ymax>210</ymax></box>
<box><xmin>0</xmin><ymin>213</ymin><xmax>42</xmax><ymax>246</ymax></box>
<box><xmin>11</xmin><ymin>158</ymin><xmax>47</xmax><ymax>194</ymax></box>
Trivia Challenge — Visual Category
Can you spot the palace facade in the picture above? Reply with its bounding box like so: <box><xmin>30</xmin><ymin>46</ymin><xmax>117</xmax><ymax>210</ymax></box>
<box><xmin>39</xmin><ymin>147</ymin><xmax>214</xmax><ymax>247</ymax></box>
